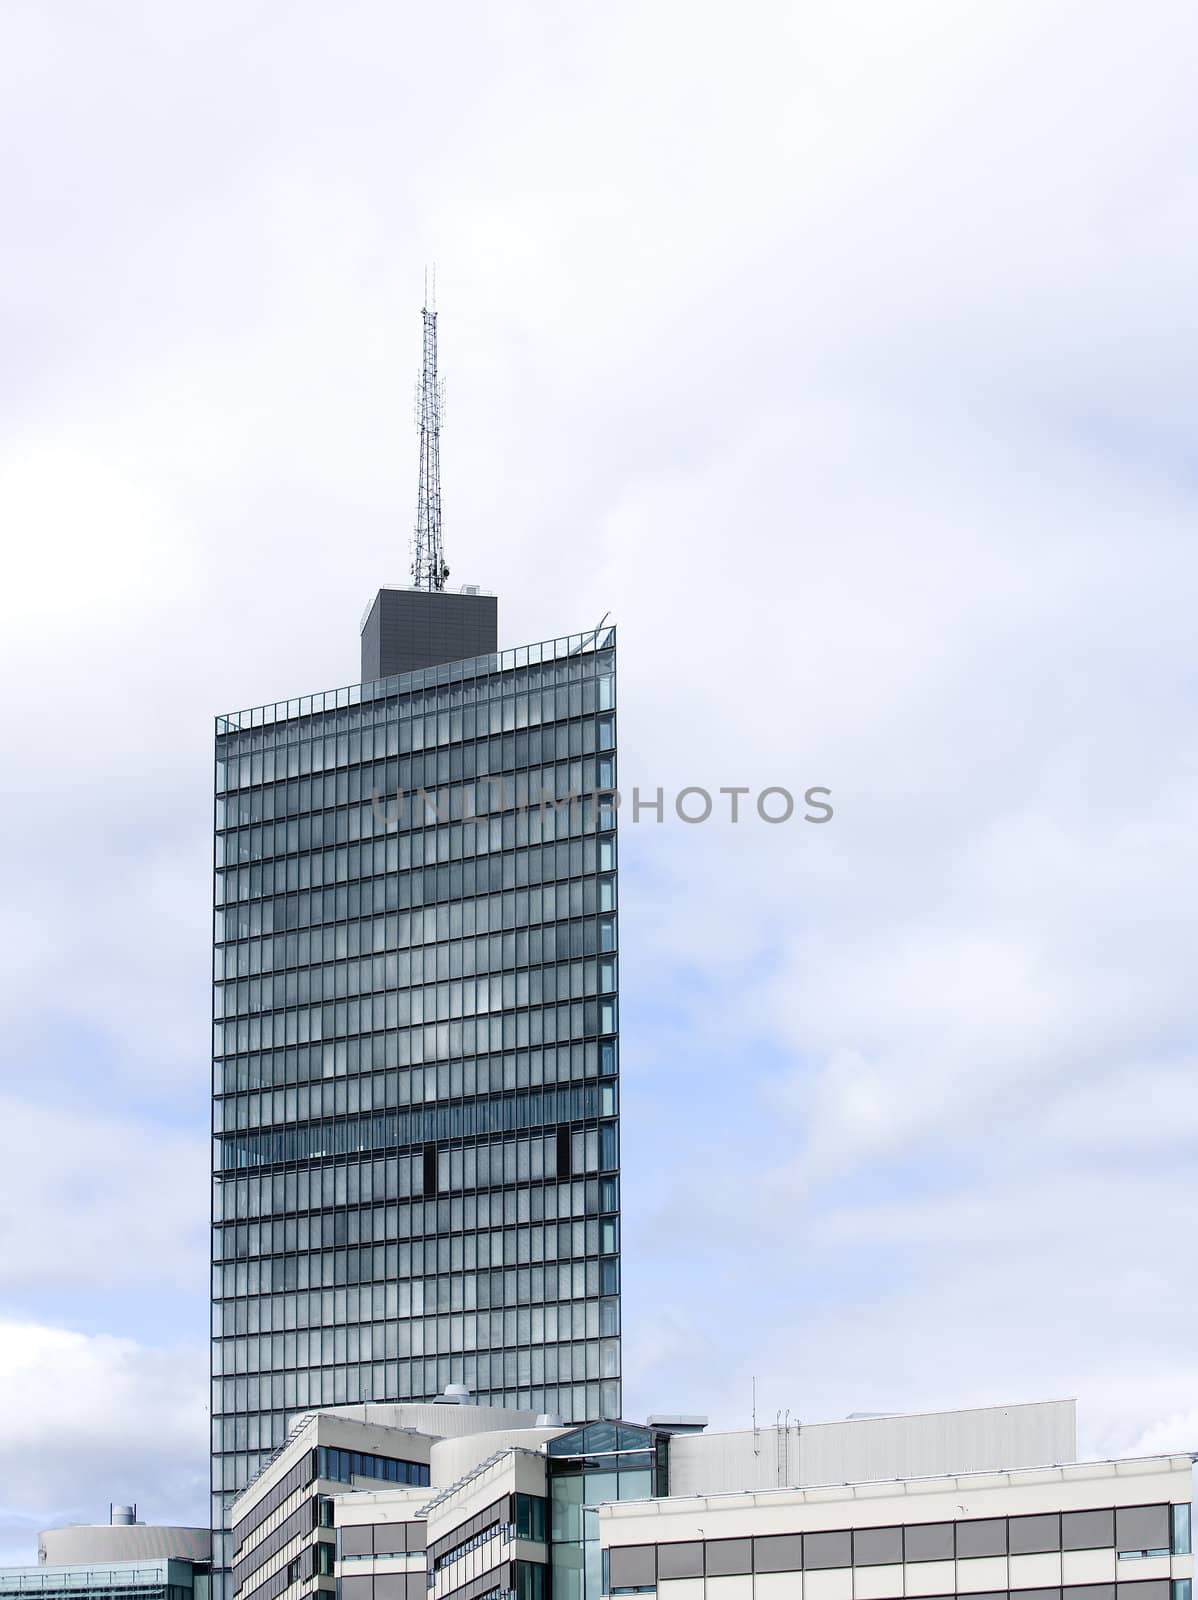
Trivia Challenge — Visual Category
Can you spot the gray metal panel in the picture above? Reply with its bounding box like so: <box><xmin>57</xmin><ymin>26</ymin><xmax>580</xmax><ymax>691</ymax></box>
<box><xmin>667</xmin><ymin>1401</ymin><xmax>1078</xmax><ymax>1498</ymax></box>
<box><xmin>360</xmin><ymin>590</ymin><xmax>498</xmax><ymax>682</ymax></box>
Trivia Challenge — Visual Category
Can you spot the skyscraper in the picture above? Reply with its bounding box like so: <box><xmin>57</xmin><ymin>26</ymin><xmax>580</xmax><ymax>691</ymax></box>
<box><xmin>210</xmin><ymin>590</ymin><xmax>621</xmax><ymax>1590</ymax></box>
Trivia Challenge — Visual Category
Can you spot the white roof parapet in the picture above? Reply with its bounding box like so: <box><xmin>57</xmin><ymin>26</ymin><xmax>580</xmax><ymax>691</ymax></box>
<box><xmin>232</xmin><ymin>1412</ymin><xmax>319</xmax><ymax>1512</ymax></box>
<box><xmin>231</xmin><ymin>1411</ymin><xmax>443</xmax><ymax>1518</ymax></box>
<box><xmin>596</xmin><ymin>1451</ymin><xmax>1198</xmax><ymax>1519</ymax></box>
<box><xmin>419</xmin><ymin>1446</ymin><xmax>547</xmax><ymax>1518</ymax></box>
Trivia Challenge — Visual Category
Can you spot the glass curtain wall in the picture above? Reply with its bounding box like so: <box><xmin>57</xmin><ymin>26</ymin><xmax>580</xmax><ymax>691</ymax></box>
<box><xmin>210</xmin><ymin>629</ymin><xmax>621</xmax><ymax>1594</ymax></box>
<box><xmin>547</xmin><ymin>1423</ymin><xmax>655</xmax><ymax>1600</ymax></box>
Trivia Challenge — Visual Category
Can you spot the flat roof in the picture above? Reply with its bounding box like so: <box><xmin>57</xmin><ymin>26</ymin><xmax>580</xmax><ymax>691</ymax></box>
<box><xmin>597</xmin><ymin>1450</ymin><xmax>1197</xmax><ymax>1519</ymax></box>
<box><xmin>217</xmin><ymin>625</ymin><xmax>615</xmax><ymax>733</ymax></box>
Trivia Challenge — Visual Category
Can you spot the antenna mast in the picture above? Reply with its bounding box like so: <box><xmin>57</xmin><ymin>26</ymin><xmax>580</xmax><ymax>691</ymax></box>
<box><xmin>412</xmin><ymin>267</ymin><xmax>448</xmax><ymax>591</ymax></box>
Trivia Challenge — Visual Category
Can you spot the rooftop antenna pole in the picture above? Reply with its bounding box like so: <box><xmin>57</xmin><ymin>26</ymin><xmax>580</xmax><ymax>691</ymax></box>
<box><xmin>412</xmin><ymin>265</ymin><xmax>448</xmax><ymax>591</ymax></box>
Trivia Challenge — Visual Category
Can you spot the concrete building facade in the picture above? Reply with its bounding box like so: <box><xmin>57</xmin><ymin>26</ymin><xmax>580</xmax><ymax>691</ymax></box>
<box><xmin>599</xmin><ymin>1452</ymin><xmax>1194</xmax><ymax>1600</ymax></box>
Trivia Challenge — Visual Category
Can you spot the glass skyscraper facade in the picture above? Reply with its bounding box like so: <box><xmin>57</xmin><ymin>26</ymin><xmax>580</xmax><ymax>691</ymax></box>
<box><xmin>210</xmin><ymin>617</ymin><xmax>620</xmax><ymax>1589</ymax></box>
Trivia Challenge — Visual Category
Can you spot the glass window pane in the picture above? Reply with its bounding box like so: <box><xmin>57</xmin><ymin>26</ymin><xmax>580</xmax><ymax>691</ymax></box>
<box><xmin>958</xmin><ymin>1519</ymin><xmax>1008</xmax><ymax>1559</ymax></box>
<box><xmin>1011</xmin><ymin>1515</ymin><xmax>1062</xmax><ymax>1554</ymax></box>
<box><xmin>1071</xmin><ymin>1586</ymin><xmax>1115</xmax><ymax>1600</ymax></box>
<box><xmin>905</xmin><ymin>1523</ymin><xmax>954</xmax><ymax>1562</ymax></box>
<box><xmin>582</xmin><ymin>1471</ymin><xmax>618</xmax><ymax>1507</ymax></box>
<box><xmin>608</xmin><ymin>1545</ymin><xmax>655</xmax><ymax>1589</ymax></box>
<box><xmin>806</xmin><ymin>1531</ymin><xmax>852</xmax><ymax>1569</ymax></box>
<box><xmin>617</xmin><ymin>1469</ymin><xmax>652</xmax><ymax>1501</ymax></box>
<box><xmin>756</xmin><ymin>1535</ymin><xmax>804</xmax><ymax>1574</ymax></box>
<box><xmin>551</xmin><ymin>1475</ymin><xmax>583</xmax><ymax>1541</ymax></box>
<box><xmin>1117</xmin><ymin>1583</ymin><xmax>1170</xmax><ymax>1600</ymax></box>
<box><xmin>374</xmin><ymin>1525</ymin><xmax>410</xmax><ymax>1557</ymax></box>
<box><xmin>706</xmin><ymin>1539</ymin><xmax>752</xmax><ymax>1577</ymax></box>
<box><xmin>657</xmin><ymin>1542</ymin><xmax>703</xmax><ymax>1579</ymax></box>
<box><xmin>340</xmin><ymin>1525</ymin><xmax>373</xmax><ymax>1557</ymax></box>
<box><xmin>373</xmin><ymin>1578</ymin><xmax>406</xmax><ymax>1600</ymax></box>
<box><xmin>1116</xmin><ymin>1507</ymin><xmax>1170</xmax><ymax>1555</ymax></box>
<box><xmin>1064</xmin><ymin>1511</ymin><xmax>1115</xmax><ymax>1551</ymax></box>
<box><xmin>854</xmin><ymin>1527</ymin><xmax>904</xmax><ymax>1566</ymax></box>
<box><xmin>1172</xmin><ymin>1506</ymin><xmax>1192</xmax><ymax>1556</ymax></box>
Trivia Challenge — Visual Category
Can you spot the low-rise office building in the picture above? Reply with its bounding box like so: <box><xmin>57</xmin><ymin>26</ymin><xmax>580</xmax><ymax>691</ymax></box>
<box><xmin>0</xmin><ymin>1508</ymin><xmax>212</xmax><ymax>1600</ymax></box>
<box><xmin>228</xmin><ymin>1400</ymin><xmax>550</xmax><ymax>1600</ymax></box>
<box><xmin>599</xmin><ymin>1452</ymin><xmax>1194</xmax><ymax>1600</ymax></box>
<box><xmin>0</xmin><ymin>1561</ymin><xmax>204</xmax><ymax>1600</ymax></box>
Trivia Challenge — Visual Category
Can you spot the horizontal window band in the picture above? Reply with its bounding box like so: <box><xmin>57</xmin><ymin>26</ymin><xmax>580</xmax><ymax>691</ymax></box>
<box><xmin>220</xmin><ymin>1095</ymin><xmax>617</xmax><ymax>1169</ymax></box>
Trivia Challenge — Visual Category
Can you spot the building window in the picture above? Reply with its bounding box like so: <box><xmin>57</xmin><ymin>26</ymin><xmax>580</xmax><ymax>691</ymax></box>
<box><xmin>755</xmin><ymin>1534</ymin><xmax>804</xmax><ymax>1574</ymax></box>
<box><xmin>1117</xmin><ymin>1507</ymin><xmax>1171</xmax><ymax>1558</ymax></box>
<box><xmin>514</xmin><ymin>1563</ymin><xmax>546</xmax><ymax>1600</ymax></box>
<box><xmin>658</xmin><ymin>1542</ymin><xmax>704</xmax><ymax>1579</ymax></box>
<box><xmin>958</xmin><ymin>1518</ymin><xmax>1008</xmax><ymax>1559</ymax></box>
<box><xmin>1117</xmin><ymin>1583</ymin><xmax>1171</xmax><ymax>1600</ymax></box>
<box><xmin>804</xmin><ymin>1530</ymin><xmax>852</xmax><ymax>1570</ymax></box>
<box><xmin>316</xmin><ymin>1446</ymin><xmax>429</xmax><ymax>1487</ymax></box>
<box><xmin>514</xmin><ymin>1494</ymin><xmax>547</xmax><ymax>1543</ymax></box>
<box><xmin>1172</xmin><ymin>1506</ymin><xmax>1191</xmax><ymax>1556</ymax></box>
<box><xmin>904</xmin><ymin>1523</ymin><xmax>954</xmax><ymax>1563</ymax></box>
<box><xmin>1011</xmin><ymin>1515</ymin><xmax>1063</xmax><ymax>1554</ymax></box>
<box><xmin>853</xmin><ymin>1527</ymin><xmax>903</xmax><ymax>1566</ymax></box>
<box><xmin>607</xmin><ymin>1544</ymin><xmax>655</xmax><ymax>1592</ymax></box>
<box><xmin>341</xmin><ymin>1524</ymin><xmax>373</xmax><ymax>1558</ymax></box>
<box><xmin>1063</xmin><ymin>1511</ymin><xmax>1115</xmax><ymax>1551</ymax></box>
<box><xmin>705</xmin><ymin>1539</ymin><xmax>752</xmax><ymax>1577</ymax></box>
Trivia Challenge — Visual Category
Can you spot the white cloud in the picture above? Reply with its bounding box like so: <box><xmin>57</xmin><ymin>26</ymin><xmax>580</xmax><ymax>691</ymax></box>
<box><xmin>0</xmin><ymin>1321</ymin><xmax>206</xmax><ymax>1564</ymax></box>
<box><xmin>0</xmin><ymin>1103</ymin><xmax>207</xmax><ymax>1294</ymax></box>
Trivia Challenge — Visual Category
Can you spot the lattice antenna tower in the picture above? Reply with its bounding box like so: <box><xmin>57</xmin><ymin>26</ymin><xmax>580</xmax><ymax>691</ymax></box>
<box><xmin>412</xmin><ymin>266</ymin><xmax>448</xmax><ymax>590</ymax></box>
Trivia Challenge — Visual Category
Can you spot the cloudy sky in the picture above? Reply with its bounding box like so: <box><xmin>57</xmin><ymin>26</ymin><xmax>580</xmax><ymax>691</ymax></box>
<box><xmin>2</xmin><ymin>0</ymin><xmax>1197</xmax><ymax>1561</ymax></box>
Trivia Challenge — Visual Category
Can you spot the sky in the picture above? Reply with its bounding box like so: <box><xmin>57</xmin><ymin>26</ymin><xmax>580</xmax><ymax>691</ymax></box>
<box><xmin>2</xmin><ymin>0</ymin><xmax>1197</xmax><ymax>1563</ymax></box>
